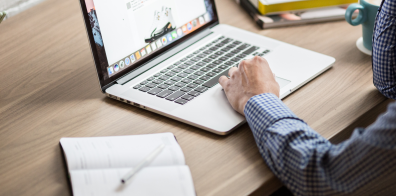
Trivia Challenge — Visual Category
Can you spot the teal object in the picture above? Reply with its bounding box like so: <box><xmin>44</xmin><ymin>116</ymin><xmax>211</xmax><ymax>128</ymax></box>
<box><xmin>345</xmin><ymin>0</ymin><xmax>380</xmax><ymax>51</ymax></box>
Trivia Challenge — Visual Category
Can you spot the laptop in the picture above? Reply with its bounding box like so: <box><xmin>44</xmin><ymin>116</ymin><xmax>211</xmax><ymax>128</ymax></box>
<box><xmin>79</xmin><ymin>0</ymin><xmax>335</xmax><ymax>135</ymax></box>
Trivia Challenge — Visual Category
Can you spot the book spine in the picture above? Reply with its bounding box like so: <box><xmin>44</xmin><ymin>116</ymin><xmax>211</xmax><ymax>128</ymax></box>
<box><xmin>257</xmin><ymin>0</ymin><xmax>358</xmax><ymax>15</ymax></box>
<box><xmin>236</xmin><ymin>0</ymin><xmax>265</xmax><ymax>29</ymax></box>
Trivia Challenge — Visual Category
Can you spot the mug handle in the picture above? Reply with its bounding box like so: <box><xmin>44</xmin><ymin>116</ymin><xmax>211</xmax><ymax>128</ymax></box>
<box><xmin>345</xmin><ymin>4</ymin><xmax>367</xmax><ymax>26</ymax></box>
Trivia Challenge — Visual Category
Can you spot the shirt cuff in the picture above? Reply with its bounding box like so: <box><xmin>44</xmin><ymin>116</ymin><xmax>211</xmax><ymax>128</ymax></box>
<box><xmin>244</xmin><ymin>93</ymin><xmax>301</xmax><ymax>131</ymax></box>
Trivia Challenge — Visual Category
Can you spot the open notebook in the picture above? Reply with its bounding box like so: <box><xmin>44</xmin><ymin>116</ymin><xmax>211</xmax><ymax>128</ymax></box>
<box><xmin>60</xmin><ymin>133</ymin><xmax>195</xmax><ymax>196</ymax></box>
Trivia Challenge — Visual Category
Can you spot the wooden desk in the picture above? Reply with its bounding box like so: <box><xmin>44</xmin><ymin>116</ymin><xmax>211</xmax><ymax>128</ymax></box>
<box><xmin>0</xmin><ymin>0</ymin><xmax>389</xmax><ymax>195</ymax></box>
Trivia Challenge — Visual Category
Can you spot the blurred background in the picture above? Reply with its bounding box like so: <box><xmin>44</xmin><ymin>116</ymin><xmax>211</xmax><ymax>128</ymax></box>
<box><xmin>0</xmin><ymin>0</ymin><xmax>45</xmax><ymax>19</ymax></box>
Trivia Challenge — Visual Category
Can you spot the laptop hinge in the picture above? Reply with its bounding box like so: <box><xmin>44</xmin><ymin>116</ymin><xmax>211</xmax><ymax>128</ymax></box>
<box><xmin>116</xmin><ymin>28</ymin><xmax>214</xmax><ymax>85</ymax></box>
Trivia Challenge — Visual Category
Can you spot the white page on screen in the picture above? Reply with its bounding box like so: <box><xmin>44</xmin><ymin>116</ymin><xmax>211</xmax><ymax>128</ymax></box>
<box><xmin>93</xmin><ymin>0</ymin><xmax>207</xmax><ymax>65</ymax></box>
<box><xmin>70</xmin><ymin>166</ymin><xmax>196</xmax><ymax>196</ymax></box>
<box><xmin>60</xmin><ymin>133</ymin><xmax>185</xmax><ymax>171</ymax></box>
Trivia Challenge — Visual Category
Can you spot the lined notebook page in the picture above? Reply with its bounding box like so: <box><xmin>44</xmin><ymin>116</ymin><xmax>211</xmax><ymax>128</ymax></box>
<box><xmin>70</xmin><ymin>166</ymin><xmax>196</xmax><ymax>196</ymax></box>
<box><xmin>60</xmin><ymin>133</ymin><xmax>185</xmax><ymax>170</ymax></box>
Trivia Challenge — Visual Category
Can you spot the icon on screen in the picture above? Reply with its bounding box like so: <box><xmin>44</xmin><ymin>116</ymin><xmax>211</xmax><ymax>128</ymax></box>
<box><xmin>114</xmin><ymin>64</ymin><xmax>120</xmax><ymax>72</ymax></box>
<box><xmin>151</xmin><ymin>42</ymin><xmax>157</xmax><ymax>51</ymax></box>
<box><xmin>182</xmin><ymin>25</ymin><xmax>187</xmax><ymax>32</ymax></box>
<box><xmin>108</xmin><ymin>66</ymin><xmax>114</xmax><ymax>75</ymax></box>
<box><xmin>167</xmin><ymin>34</ymin><xmax>173</xmax><ymax>42</ymax></box>
<box><xmin>125</xmin><ymin>57</ymin><xmax>130</xmax><ymax>66</ymax></box>
<box><xmin>130</xmin><ymin>54</ymin><xmax>136</xmax><ymax>62</ymax></box>
<box><xmin>140</xmin><ymin>48</ymin><xmax>146</xmax><ymax>56</ymax></box>
<box><xmin>187</xmin><ymin>23</ymin><xmax>192</xmax><ymax>30</ymax></box>
<box><xmin>204</xmin><ymin>13</ymin><xmax>210</xmax><ymax>22</ymax></box>
<box><xmin>162</xmin><ymin>37</ymin><xmax>167</xmax><ymax>45</ymax></box>
<box><xmin>199</xmin><ymin>17</ymin><xmax>204</xmax><ymax>25</ymax></box>
<box><xmin>119</xmin><ymin>60</ymin><xmax>125</xmax><ymax>69</ymax></box>
<box><xmin>192</xmin><ymin>20</ymin><xmax>197</xmax><ymax>27</ymax></box>
<box><xmin>177</xmin><ymin>28</ymin><xmax>182</xmax><ymax>36</ymax></box>
<box><xmin>171</xmin><ymin>31</ymin><xmax>177</xmax><ymax>39</ymax></box>
<box><xmin>135</xmin><ymin>51</ymin><xmax>141</xmax><ymax>60</ymax></box>
<box><xmin>146</xmin><ymin>45</ymin><xmax>152</xmax><ymax>54</ymax></box>
<box><xmin>157</xmin><ymin>39</ymin><xmax>163</xmax><ymax>48</ymax></box>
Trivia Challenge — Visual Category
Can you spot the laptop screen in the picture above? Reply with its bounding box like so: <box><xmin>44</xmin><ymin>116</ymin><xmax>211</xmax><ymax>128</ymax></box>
<box><xmin>82</xmin><ymin>0</ymin><xmax>218</xmax><ymax>88</ymax></box>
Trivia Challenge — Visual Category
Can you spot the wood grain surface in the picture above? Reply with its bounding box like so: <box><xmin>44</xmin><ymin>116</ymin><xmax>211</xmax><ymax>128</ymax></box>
<box><xmin>0</xmin><ymin>0</ymin><xmax>389</xmax><ymax>195</ymax></box>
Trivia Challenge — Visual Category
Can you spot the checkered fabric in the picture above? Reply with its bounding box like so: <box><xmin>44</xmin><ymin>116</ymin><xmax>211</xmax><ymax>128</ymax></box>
<box><xmin>372</xmin><ymin>0</ymin><xmax>396</xmax><ymax>99</ymax></box>
<box><xmin>244</xmin><ymin>93</ymin><xmax>396</xmax><ymax>196</ymax></box>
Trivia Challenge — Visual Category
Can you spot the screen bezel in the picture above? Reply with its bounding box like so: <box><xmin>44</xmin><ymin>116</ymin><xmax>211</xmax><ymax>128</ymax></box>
<box><xmin>78</xmin><ymin>0</ymin><xmax>219</xmax><ymax>92</ymax></box>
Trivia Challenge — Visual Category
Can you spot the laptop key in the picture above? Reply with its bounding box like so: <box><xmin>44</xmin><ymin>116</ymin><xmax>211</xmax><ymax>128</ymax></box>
<box><xmin>233</xmin><ymin>41</ymin><xmax>242</xmax><ymax>45</ymax></box>
<box><xmin>195</xmin><ymin>86</ymin><xmax>208</xmax><ymax>93</ymax></box>
<box><xmin>184</xmin><ymin>61</ymin><xmax>195</xmax><ymax>65</ymax></box>
<box><xmin>157</xmin><ymin>90</ymin><xmax>173</xmax><ymax>98</ymax></box>
<box><xmin>225</xmin><ymin>61</ymin><xmax>234</xmax><ymax>65</ymax></box>
<box><xmin>194</xmin><ymin>79</ymin><xmax>205</xmax><ymax>85</ymax></box>
<box><xmin>207</xmin><ymin>64</ymin><xmax>217</xmax><ymax>68</ymax></box>
<box><xmin>215</xmin><ymin>51</ymin><xmax>224</xmax><ymax>55</ymax></box>
<box><xmin>154</xmin><ymin>73</ymin><xmax>162</xmax><ymax>77</ymax></box>
<box><xmin>175</xmin><ymin>98</ymin><xmax>188</xmax><ymax>105</ymax></box>
<box><xmin>166</xmin><ymin>91</ymin><xmax>185</xmax><ymax>101</ymax></box>
<box><xmin>184</xmin><ymin>69</ymin><xmax>194</xmax><ymax>74</ymax></box>
<box><xmin>227</xmin><ymin>44</ymin><xmax>236</xmax><ymax>48</ymax></box>
<box><xmin>178</xmin><ymin>65</ymin><xmax>188</xmax><ymax>70</ymax></box>
<box><xmin>160</xmin><ymin>69</ymin><xmax>168</xmax><ymax>73</ymax></box>
<box><xmin>171</xmin><ymin>76</ymin><xmax>182</xmax><ymax>81</ymax></box>
<box><xmin>237</xmin><ymin>54</ymin><xmax>247</xmax><ymax>58</ymax></box>
<box><xmin>181</xmin><ymin>78</ymin><xmax>192</xmax><ymax>83</ymax></box>
<box><xmin>180</xmin><ymin>87</ymin><xmax>192</xmax><ymax>92</ymax></box>
<box><xmin>146</xmin><ymin>83</ymin><xmax>157</xmax><ymax>88</ymax></box>
<box><xmin>188</xmin><ymin>91</ymin><xmax>201</xmax><ymax>97</ymax></box>
<box><xmin>197</xmin><ymin>54</ymin><xmax>207</xmax><ymax>58</ymax></box>
<box><xmin>231</xmin><ymin>57</ymin><xmax>241</xmax><ymax>62</ymax></box>
<box><xmin>196</xmin><ymin>62</ymin><xmax>206</xmax><ymax>67</ymax></box>
<box><xmin>188</xmin><ymin>75</ymin><xmax>198</xmax><ymax>80</ymax></box>
<box><xmin>187</xmin><ymin>54</ymin><xmax>194</xmax><ymax>58</ymax></box>
<box><xmin>139</xmin><ymin>86</ymin><xmax>150</xmax><ymax>92</ymax></box>
<box><xmin>168</xmin><ymin>86</ymin><xmax>179</xmax><ymax>91</ymax></box>
<box><xmin>165</xmin><ymin>80</ymin><xmax>176</xmax><ymax>85</ymax></box>
<box><xmin>172</xmin><ymin>68</ymin><xmax>182</xmax><ymax>73</ymax></box>
<box><xmin>167</xmin><ymin>65</ymin><xmax>175</xmax><ymax>69</ymax></box>
<box><xmin>206</xmin><ymin>72</ymin><xmax>216</xmax><ymax>77</ymax></box>
<box><xmin>219</xmin><ymin>65</ymin><xmax>228</xmax><ymax>69</ymax></box>
<box><xmin>190</xmin><ymin>65</ymin><xmax>200</xmax><ymax>70</ymax></box>
<box><xmin>174</xmin><ymin>61</ymin><xmax>182</xmax><ymax>65</ymax></box>
<box><xmin>219</xmin><ymin>57</ymin><xmax>228</xmax><ymax>61</ymax></box>
<box><xmin>133</xmin><ymin>84</ymin><xmax>141</xmax><ymax>89</ymax></box>
<box><xmin>237</xmin><ymin>44</ymin><xmax>250</xmax><ymax>50</ymax></box>
<box><xmin>231</xmin><ymin>49</ymin><xmax>241</xmax><ymax>54</ymax></box>
<box><xmin>203</xmin><ymin>50</ymin><xmax>213</xmax><ymax>54</ymax></box>
<box><xmin>213</xmin><ymin>68</ymin><xmax>222</xmax><ymax>73</ymax></box>
<box><xmin>175</xmin><ymin>82</ymin><xmax>186</xmax><ymax>87</ymax></box>
<box><xmin>181</xmin><ymin>95</ymin><xmax>194</xmax><ymax>101</ymax></box>
<box><xmin>202</xmin><ymin>58</ymin><xmax>212</xmax><ymax>63</ymax></box>
<box><xmin>177</xmin><ymin>73</ymin><xmax>188</xmax><ymax>78</ymax></box>
<box><xmin>152</xmin><ymin>79</ymin><xmax>163</xmax><ymax>84</ymax></box>
<box><xmin>202</xmin><ymin>69</ymin><xmax>230</xmax><ymax>88</ymax></box>
<box><xmin>243</xmin><ymin>46</ymin><xmax>260</xmax><ymax>55</ymax></box>
<box><xmin>221</xmin><ymin>47</ymin><xmax>231</xmax><ymax>52</ymax></box>
<box><xmin>180</xmin><ymin>58</ymin><xmax>188</xmax><ymax>62</ymax></box>
<box><xmin>200</xmin><ymin>76</ymin><xmax>210</xmax><ymax>81</ymax></box>
<box><xmin>140</xmin><ymin>81</ymin><xmax>148</xmax><ymax>85</ymax></box>
<box><xmin>194</xmin><ymin>71</ymin><xmax>205</xmax><ymax>76</ymax></box>
<box><xmin>193</xmin><ymin>50</ymin><xmax>200</xmax><ymax>54</ymax></box>
<box><xmin>159</xmin><ymin>75</ymin><xmax>169</xmax><ymax>81</ymax></box>
<box><xmin>225</xmin><ymin>53</ymin><xmax>234</xmax><ymax>57</ymax></box>
<box><xmin>147</xmin><ymin>76</ymin><xmax>155</xmax><ymax>81</ymax></box>
<box><xmin>187</xmin><ymin>83</ymin><xmax>198</xmax><ymax>88</ymax></box>
<box><xmin>191</xmin><ymin>57</ymin><xmax>201</xmax><ymax>62</ymax></box>
<box><xmin>209</xmin><ymin>46</ymin><xmax>219</xmax><ymax>51</ymax></box>
<box><xmin>200</xmin><ymin>67</ymin><xmax>210</xmax><ymax>72</ymax></box>
<box><xmin>157</xmin><ymin>84</ymin><xmax>169</xmax><ymax>89</ymax></box>
<box><xmin>212</xmin><ymin>60</ymin><xmax>222</xmax><ymax>65</ymax></box>
<box><xmin>165</xmin><ymin>72</ymin><xmax>176</xmax><ymax>77</ymax></box>
<box><xmin>215</xmin><ymin>43</ymin><xmax>225</xmax><ymax>47</ymax></box>
<box><xmin>148</xmin><ymin>88</ymin><xmax>162</xmax><ymax>95</ymax></box>
<box><xmin>209</xmin><ymin>55</ymin><xmax>219</xmax><ymax>59</ymax></box>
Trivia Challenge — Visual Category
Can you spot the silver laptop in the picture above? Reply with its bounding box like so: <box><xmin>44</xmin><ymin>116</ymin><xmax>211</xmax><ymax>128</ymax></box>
<box><xmin>79</xmin><ymin>0</ymin><xmax>335</xmax><ymax>135</ymax></box>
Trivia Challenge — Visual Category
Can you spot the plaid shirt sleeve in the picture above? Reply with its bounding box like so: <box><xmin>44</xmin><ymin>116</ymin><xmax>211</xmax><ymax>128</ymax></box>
<box><xmin>244</xmin><ymin>93</ymin><xmax>396</xmax><ymax>196</ymax></box>
<box><xmin>372</xmin><ymin>0</ymin><xmax>396</xmax><ymax>99</ymax></box>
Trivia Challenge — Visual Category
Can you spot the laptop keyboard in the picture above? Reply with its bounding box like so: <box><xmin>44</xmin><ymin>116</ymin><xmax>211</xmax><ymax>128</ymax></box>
<box><xmin>132</xmin><ymin>36</ymin><xmax>270</xmax><ymax>105</ymax></box>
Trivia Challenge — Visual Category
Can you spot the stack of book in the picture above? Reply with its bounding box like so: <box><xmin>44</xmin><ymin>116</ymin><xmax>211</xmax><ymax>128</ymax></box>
<box><xmin>236</xmin><ymin>0</ymin><xmax>358</xmax><ymax>29</ymax></box>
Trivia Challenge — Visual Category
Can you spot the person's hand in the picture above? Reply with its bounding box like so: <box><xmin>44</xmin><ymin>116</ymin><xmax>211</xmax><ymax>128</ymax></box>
<box><xmin>218</xmin><ymin>56</ymin><xmax>280</xmax><ymax>115</ymax></box>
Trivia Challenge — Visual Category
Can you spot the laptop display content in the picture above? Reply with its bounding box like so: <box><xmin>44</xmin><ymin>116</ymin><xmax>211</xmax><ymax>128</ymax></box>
<box><xmin>82</xmin><ymin>0</ymin><xmax>218</xmax><ymax>89</ymax></box>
